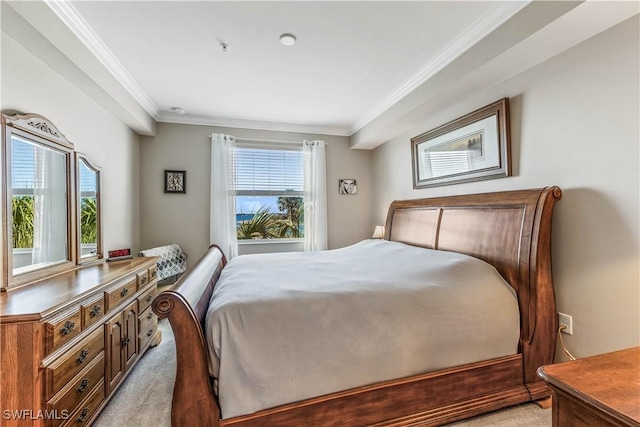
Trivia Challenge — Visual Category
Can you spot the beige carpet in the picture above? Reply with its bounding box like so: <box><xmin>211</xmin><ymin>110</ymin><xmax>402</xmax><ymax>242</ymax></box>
<box><xmin>94</xmin><ymin>320</ymin><xmax>551</xmax><ymax>426</ymax></box>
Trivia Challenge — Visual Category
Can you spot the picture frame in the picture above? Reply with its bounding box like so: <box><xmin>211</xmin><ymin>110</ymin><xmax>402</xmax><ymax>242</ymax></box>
<box><xmin>339</xmin><ymin>179</ymin><xmax>357</xmax><ymax>195</ymax></box>
<box><xmin>411</xmin><ymin>98</ymin><xmax>511</xmax><ymax>188</ymax></box>
<box><xmin>164</xmin><ymin>170</ymin><xmax>186</xmax><ymax>194</ymax></box>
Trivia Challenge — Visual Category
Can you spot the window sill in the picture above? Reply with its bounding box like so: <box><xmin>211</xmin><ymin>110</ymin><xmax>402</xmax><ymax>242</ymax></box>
<box><xmin>237</xmin><ymin>239</ymin><xmax>303</xmax><ymax>245</ymax></box>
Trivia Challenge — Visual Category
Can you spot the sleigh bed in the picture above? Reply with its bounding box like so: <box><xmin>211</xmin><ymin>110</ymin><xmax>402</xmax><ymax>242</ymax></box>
<box><xmin>152</xmin><ymin>186</ymin><xmax>562</xmax><ymax>426</ymax></box>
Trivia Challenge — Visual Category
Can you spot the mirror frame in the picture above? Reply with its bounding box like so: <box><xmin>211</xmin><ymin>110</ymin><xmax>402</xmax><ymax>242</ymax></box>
<box><xmin>1</xmin><ymin>113</ymin><xmax>77</xmax><ymax>290</ymax></box>
<box><xmin>76</xmin><ymin>153</ymin><xmax>103</xmax><ymax>264</ymax></box>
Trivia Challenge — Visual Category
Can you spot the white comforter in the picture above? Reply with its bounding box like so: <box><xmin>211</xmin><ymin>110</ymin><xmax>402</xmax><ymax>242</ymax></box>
<box><xmin>205</xmin><ymin>239</ymin><xmax>520</xmax><ymax>418</ymax></box>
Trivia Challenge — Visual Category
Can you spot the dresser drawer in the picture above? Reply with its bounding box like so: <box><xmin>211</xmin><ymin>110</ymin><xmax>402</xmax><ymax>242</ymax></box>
<box><xmin>80</xmin><ymin>295</ymin><xmax>105</xmax><ymax>329</ymax></box>
<box><xmin>105</xmin><ymin>277</ymin><xmax>136</xmax><ymax>312</ymax></box>
<box><xmin>137</xmin><ymin>285</ymin><xmax>157</xmax><ymax>313</ymax></box>
<box><xmin>137</xmin><ymin>269</ymin><xmax>150</xmax><ymax>288</ymax></box>
<box><xmin>47</xmin><ymin>352</ymin><xmax>104</xmax><ymax>423</ymax></box>
<box><xmin>45</xmin><ymin>309</ymin><xmax>82</xmax><ymax>354</ymax></box>
<box><xmin>138</xmin><ymin>306</ymin><xmax>157</xmax><ymax>334</ymax></box>
<box><xmin>149</xmin><ymin>265</ymin><xmax>158</xmax><ymax>282</ymax></box>
<box><xmin>59</xmin><ymin>379</ymin><xmax>105</xmax><ymax>427</ymax></box>
<box><xmin>45</xmin><ymin>327</ymin><xmax>104</xmax><ymax>399</ymax></box>
<box><xmin>138</xmin><ymin>317</ymin><xmax>158</xmax><ymax>350</ymax></box>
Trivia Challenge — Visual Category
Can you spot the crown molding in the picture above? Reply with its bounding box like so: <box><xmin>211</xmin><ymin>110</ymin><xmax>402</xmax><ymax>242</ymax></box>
<box><xmin>42</xmin><ymin>0</ymin><xmax>530</xmax><ymax>139</ymax></box>
<box><xmin>157</xmin><ymin>113</ymin><xmax>351</xmax><ymax>137</ymax></box>
<box><xmin>349</xmin><ymin>0</ymin><xmax>530</xmax><ymax>135</ymax></box>
<box><xmin>44</xmin><ymin>0</ymin><xmax>160</xmax><ymax>119</ymax></box>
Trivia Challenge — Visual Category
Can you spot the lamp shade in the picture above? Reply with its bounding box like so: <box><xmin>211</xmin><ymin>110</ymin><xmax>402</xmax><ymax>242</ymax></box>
<box><xmin>372</xmin><ymin>225</ymin><xmax>385</xmax><ymax>239</ymax></box>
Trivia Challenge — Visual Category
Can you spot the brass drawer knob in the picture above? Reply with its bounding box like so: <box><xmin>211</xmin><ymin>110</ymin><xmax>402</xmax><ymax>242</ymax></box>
<box><xmin>60</xmin><ymin>321</ymin><xmax>76</xmax><ymax>336</ymax></box>
<box><xmin>141</xmin><ymin>276</ymin><xmax>148</xmax><ymax>284</ymax></box>
<box><xmin>89</xmin><ymin>305</ymin><xmax>101</xmax><ymax>317</ymax></box>
<box><xmin>76</xmin><ymin>349</ymin><xmax>90</xmax><ymax>365</ymax></box>
<box><xmin>120</xmin><ymin>287</ymin><xmax>129</xmax><ymax>297</ymax></box>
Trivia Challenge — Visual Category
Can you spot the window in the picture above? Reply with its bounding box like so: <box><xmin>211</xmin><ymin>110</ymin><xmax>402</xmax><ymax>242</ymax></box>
<box><xmin>234</xmin><ymin>145</ymin><xmax>304</xmax><ymax>240</ymax></box>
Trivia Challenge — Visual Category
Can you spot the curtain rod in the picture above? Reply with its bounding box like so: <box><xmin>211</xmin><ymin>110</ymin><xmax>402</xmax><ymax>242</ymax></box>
<box><xmin>209</xmin><ymin>135</ymin><xmax>328</xmax><ymax>145</ymax></box>
<box><xmin>235</xmin><ymin>137</ymin><xmax>301</xmax><ymax>145</ymax></box>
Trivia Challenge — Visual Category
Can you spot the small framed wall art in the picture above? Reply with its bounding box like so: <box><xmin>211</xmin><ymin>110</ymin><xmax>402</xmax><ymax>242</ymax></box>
<box><xmin>164</xmin><ymin>170</ymin><xmax>186</xmax><ymax>193</ymax></box>
<box><xmin>339</xmin><ymin>179</ymin><xmax>357</xmax><ymax>195</ymax></box>
<box><xmin>411</xmin><ymin>98</ymin><xmax>511</xmax><ymax>188</ymax></box>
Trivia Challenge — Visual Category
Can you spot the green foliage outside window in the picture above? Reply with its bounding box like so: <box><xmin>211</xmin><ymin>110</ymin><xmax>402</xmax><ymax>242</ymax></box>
<box><xmin>11</xmin><ymin>195</ymin><xmax>98</xmax><ymax>248</ymax></box>
<box><xmin>12</xmin><ymin>196</ymin><xmax>34</xmax><ymax>248</ymax></box>
<box><xmin>81</xmin><ymin>197</ymin><xmax>98</xmax><ymax>244</ymax></box>
<box><xmin>237</xmin><ymin>197</ymin><xmax>304</xmax><ymax>240</ymax></box>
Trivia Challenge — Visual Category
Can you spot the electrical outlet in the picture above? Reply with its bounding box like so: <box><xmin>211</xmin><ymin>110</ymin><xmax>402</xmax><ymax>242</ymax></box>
<box><xmin>558</xmin><ymin>312</ymin><xmax>573</xmax><ymax>335</ymax></box>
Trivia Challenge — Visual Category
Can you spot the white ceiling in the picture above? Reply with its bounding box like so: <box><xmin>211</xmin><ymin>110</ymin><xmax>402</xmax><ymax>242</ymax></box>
<box><xmin>61</xmin><ymin>1</ymin><xmax>524</xmax><ymax>135</ymax></box>
<box><xmin>5</xmin><ymin>1</ymin><xmax>637</xmax><ymax>146</ymax></box>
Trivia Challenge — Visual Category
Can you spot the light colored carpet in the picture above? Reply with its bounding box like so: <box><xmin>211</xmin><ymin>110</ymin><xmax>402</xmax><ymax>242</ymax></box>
<box><xmin>93</xmin><ymin>320</ymin><xmax>174</xmax><ymax>427</ymax></box>
<box><xmin>94</xmin><ymin>320</ymin><xmax>551</xmax><ymax>426</ymax></box>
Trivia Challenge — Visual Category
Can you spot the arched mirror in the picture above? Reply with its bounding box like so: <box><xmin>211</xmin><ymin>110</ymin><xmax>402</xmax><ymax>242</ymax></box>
<box><xmin>77</xmin><ymin>154</ymin><xmax>102</xmax><ymax>263</ymax></box>
<box><xmin>2</xmin><ymin>113</ymin><xmax>76</xmax><ymax>289</ymax></box>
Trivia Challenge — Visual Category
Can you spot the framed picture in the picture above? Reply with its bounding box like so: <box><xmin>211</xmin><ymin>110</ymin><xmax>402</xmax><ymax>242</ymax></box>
<box><xmin>164</xmin><ymin>170</ymin><xmax>186</xmax><ymax>193</ymax></box>
<box><xmin>411</xmin><ymin>98</ymin><xmax>511</xmax><ymax>188</ymax></box>
<box><xmin>339</xmin><ymin>179</ymin><xmax>357</xmax><ymax>195</ymax></box>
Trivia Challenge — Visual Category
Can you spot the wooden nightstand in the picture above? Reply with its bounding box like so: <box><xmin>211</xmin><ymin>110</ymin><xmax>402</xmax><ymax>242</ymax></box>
<box><xmin>538</xmin><ymin>347</ymin><xmax>640</xmax><ymax>426</ymax></box>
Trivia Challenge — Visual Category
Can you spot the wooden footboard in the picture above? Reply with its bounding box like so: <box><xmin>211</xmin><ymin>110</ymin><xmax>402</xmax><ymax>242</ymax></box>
<box><xmin>221</xmin><ymin>355</ymin><xmax>528</xmax><ymax>427</ymax></box>
<box><xmin>153</xmin><ymin>187</ymin><xmax>562</xmax><ymax>427</ymax></box>
<box><xmin>152</xmin><ymin>245</ymin><xmax>226</xmax><ymax>427</ymax></box>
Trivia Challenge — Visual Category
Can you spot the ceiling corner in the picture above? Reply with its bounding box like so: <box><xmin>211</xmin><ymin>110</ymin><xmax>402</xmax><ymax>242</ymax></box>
<box><xmin>43</xmin><ymin>0</ymin><xmax>160</xmax><ymax>119</ymax></box>
<box><xmin>4</xmin><ymin>0</ymin><xmax>157</xmax><ymax>136</ymax></box>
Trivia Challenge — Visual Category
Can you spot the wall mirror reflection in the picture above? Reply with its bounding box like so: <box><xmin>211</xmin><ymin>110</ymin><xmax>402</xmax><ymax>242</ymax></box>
<box><xmin>11</xmin><ymin>135</ymin><xmax>69</xmax><ymax>272</ymax></box>
<box><xmin>77</xmin><ymin>155</ymin><xmax>102</xmax><ymax>263</ymax></box>
<box><xmin>2</xmin><ymin>113</ymin><xmax>76</xmax><ymax>289</ymax></box>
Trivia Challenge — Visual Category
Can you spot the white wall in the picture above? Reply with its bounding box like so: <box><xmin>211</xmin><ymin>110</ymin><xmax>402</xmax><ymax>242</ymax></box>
<box><xmin>139</xmin><ymin>123</ymin><xmax>372</xmax><ymax>266</ymax></box>
<box><xmin>371</xmin><ymin>17</ymin><xmax>640</xmax><ymax>360</ymax></box>
<box><xmin>1</xmin><ymin>33</ymin><xmax>141</xmax><ymax>255</ymax></box>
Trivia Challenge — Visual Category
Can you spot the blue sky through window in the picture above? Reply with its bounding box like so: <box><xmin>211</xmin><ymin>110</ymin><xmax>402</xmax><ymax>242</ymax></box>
<box><xmin>237</xmin><ymin>196</ymin><xmax>279</xmax><ymax>214</ymax></box>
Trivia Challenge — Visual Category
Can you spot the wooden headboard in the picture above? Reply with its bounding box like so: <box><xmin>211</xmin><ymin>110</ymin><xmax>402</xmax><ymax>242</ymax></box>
<box><xmin>385</xmin><ymin>186</ymin><xmax>562</xmax><ymax>391</ymax></box>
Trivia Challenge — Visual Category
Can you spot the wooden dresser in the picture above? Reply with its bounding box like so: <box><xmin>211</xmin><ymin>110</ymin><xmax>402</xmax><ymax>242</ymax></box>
<box><xmin>1</xmin><ymin>257</ymin><xmax>161</xmax><ymax>427</ymax></box>
<box><xmin>538</xmin><ymin>347</ymin><xmax>640</xmax><ymax>427</ymax></box>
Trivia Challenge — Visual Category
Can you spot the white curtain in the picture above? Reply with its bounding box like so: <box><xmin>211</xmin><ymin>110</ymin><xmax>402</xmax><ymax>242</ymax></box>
<box><xmin>32</xmin><ymin>146</ymin><xmax>67</xmax><ymax>265</ymax></box>
<box><xmin>303</xmin><ymin>140</ymin><xmax>327</xmax><ymax>251</ymax></box>
<box><xmin>210</xmin><ymin>133</ymin><xmax>238</xmax><ymax>260</ymax></box>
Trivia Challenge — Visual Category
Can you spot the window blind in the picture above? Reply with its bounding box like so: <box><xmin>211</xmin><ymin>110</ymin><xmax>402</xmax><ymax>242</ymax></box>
<box><xmin>11</xmin><ymin>137</ymin><xmax>37</xmax><ymax>195</ymax></box>
<box><xmin>234</xmin><ymin>147</ymin><xmax>303</xmax><ymax>196</ymax></box>
<box><xmin>11</xmin><ymin>136</ymin><xmax>69</xmax><ymax>196</ymax></box>
<box><xmin>78</xmin><ymin>162</ymin><xmax>97</xmax><ymax>197</ymax></box>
